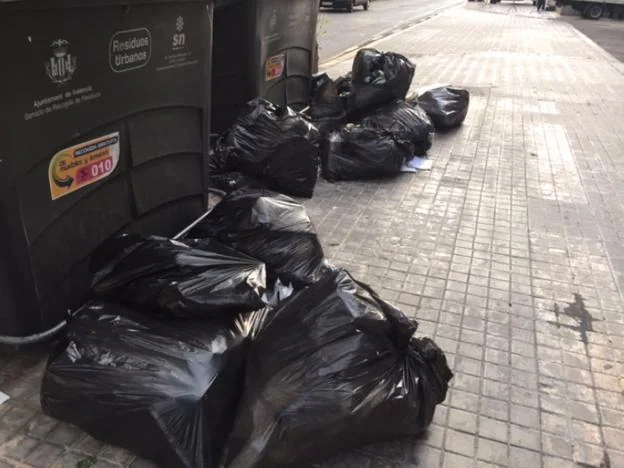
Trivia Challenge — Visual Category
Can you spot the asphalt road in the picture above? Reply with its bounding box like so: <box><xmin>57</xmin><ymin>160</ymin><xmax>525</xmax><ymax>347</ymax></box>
<box><xmin>317</xmin><ymin>0</ymin><xmax>463</xmax><ymax>61</ymax></box>
<box><xmin>563</xmin><ymin>16</ymin><xmax>624</xmax><ymax>63</ymax></box>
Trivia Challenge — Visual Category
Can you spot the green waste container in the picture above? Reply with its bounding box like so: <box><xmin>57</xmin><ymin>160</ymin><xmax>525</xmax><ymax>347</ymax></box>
<box><xmin>211</xmin><ymin>0</ymin><xmax>319</xmax><ymax>134</ymax></box>
<box><xmin>0</xmin><ymin>0</ymin><xmax>214</xmax><ymax>340</ymax></box>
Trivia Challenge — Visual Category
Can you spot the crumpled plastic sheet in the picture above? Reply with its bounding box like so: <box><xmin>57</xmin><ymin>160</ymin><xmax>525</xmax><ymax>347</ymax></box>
<box><xmin>261</xmin><ymin>278</ymin><xmax>295</xmax><ymax>307</ymax></box>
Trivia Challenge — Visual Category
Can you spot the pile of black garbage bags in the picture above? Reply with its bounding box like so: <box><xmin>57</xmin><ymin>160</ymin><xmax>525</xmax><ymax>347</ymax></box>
<box><xmin>41</xmin><ymin>189</ymin><xmax>453</xmax><ymax>468</ymax></box>
<box><xmin>312</xmin><ymin>48</ymin><xmax>470</xmax><ymax>182</ymax></box>
<box><xmin>208</xmin><ymin>48</ymin><xmax>470</xmax><ymax>197</ymax></box>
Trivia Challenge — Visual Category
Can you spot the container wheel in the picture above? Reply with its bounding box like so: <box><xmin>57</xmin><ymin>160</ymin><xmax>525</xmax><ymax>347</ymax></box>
<box><xmin>347</xmin><ymin>2</ymin><xmax>354</xmax><ymax>12</ymax></box>
<box><xmin>363</xmin><ymin>0</ymin><xmax>369</xmax><ymax>10</ymax></box>
<box><xmin>584</xmin><ymin>4</ymin><xmax>604</xmax><ymax>19</ymax></box>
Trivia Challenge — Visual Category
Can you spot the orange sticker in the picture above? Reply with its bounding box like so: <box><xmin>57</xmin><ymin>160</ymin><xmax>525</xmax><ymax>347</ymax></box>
<box><xmin>49</xmin><ymin>132</ymin><xmax>120</xmax><ymax>200</ymax></box>
<box><xmin>265</xmin><ymin>54</ymin><xmax>285</xmax><ymax>81</ymax></box>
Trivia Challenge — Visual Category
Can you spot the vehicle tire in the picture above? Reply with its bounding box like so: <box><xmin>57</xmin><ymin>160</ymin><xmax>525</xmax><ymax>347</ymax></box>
<box><xmin>363</xmin><ymin>0</ymin><xmax>369</xmax><ymax>10</ymax></box>
<box><xmin>584</xmin><ymin>4</ymin><xmax>604</xmax><ymax>19</ymax></box>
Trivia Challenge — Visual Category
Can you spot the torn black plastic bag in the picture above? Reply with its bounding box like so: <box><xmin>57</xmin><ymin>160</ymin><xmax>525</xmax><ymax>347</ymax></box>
<box><xmin>90</xmin><ymin>235</ymin><xmax>266</xmax><ymax>318</ymax></box>
<box><xmin>187</xmin><ymin>189</ymin><xmax>326</xmax><ymax>288</ymax></box>
<box><xmin>321</xmin><ymin>125</ymin><xmax>413</xmax><ymax>181</ymax></box>
<box><xmin>361</xmin><ymin>101</ymin><xmax>435</xmax><ymax>156</ymax></box>
<box><xmin>349</xmin><ymin>48</ymin><xmax>415</xmax><ymax>114</ymax></box>
<box><xmin>41</xmin><ymin>302</ymin><xmax>252</xmax><ymax>468</ymax></box>
<box><xmin>223</xmin><ymin>270</ymin><xmax>453</xmax><ymax>468</ymax></box>
<box><xmin>415</xmin><ymin>86</ymin><xmax>470</xmax><ymax>130</ymax></box>
<box><xmin>213</xmin><ymin>98</ymin><xmax>321</xmax><ymax>198</ymax></box>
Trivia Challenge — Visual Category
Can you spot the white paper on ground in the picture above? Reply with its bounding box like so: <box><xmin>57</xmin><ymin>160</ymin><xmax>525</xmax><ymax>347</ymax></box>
<box><xmin>401</xmin><ymin>164</ymin><xmax>419</xmax><ymax>173</ymax></box>
<box><xmin>401</xmin><ymin>157</ymin><xmax>432</xmax><ymax>172</ymax></box>
<box><xmin>0</xmin><ymin>391</ymin><xmax>10</xmax><ymax>405</ymax></box>
<box><xmin>409</xmin><ymin>157</ymin><xmax>433</xmax><ymax>170</ymax></box>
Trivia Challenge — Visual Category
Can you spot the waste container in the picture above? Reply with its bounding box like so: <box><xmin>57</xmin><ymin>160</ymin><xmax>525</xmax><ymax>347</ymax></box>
<box><xmin>211</xmin><ymin>0</ymin><xmax>319</xmax><ymax>134</ymax></box>
<box><xmin>0</xmin><ymin>0</ymin><xmax>214</xmax><ymax>340</ymax></box>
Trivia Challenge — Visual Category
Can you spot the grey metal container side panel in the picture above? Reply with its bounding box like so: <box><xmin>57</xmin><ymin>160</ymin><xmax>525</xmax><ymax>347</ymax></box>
<box><xmin>211</xmin><ymin>0</ymin><xmax>256</xmax><ymax>135</ymax></box>
<box><xmin>211</xmin><ymin>0</ymin><xmax>318</xmax><ymax>135</ymax></box>
<box><xmin>256</xmin><ymin>0</ymin><xmax>319</xmax><ymax>104</ymax></box>
<box><xmin>0</xmin><ymin>198</ymin><xmax>41</xmax><ymax>336</ymax></box>
<box><xmin>0</xmin><ymin>1</ymin><xmax>213</xmax><ymax>338</ymax></box>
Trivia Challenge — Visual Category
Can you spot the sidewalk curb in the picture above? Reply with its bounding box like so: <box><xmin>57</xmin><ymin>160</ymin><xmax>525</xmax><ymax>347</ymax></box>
<box><xmin>319</xmin><ymin>1</ymin><xmax>464</xmax><ymax>69</ymax></box>
<box><xmin>469</xmin><ymin>3</ymin><xmax>559</xmax><ymax>20</ymax></box>
<box><xmin>565</xmin><ymin>21</ymin><xmax>624</xmax><ymax>76</ymax></box>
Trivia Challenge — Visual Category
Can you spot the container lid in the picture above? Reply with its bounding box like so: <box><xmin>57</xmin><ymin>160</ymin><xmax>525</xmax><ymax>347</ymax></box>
<box><xmin>1</xmin><ymin>0</ymin><xmax>213</xmax><ymax>12</ymax></box>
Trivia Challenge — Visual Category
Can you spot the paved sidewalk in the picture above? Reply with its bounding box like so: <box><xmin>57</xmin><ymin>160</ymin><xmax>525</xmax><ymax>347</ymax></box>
<box><xmin>3</xmin><ymin>4</ymin><xmax>624</xmax><ymax>468</ymax></box>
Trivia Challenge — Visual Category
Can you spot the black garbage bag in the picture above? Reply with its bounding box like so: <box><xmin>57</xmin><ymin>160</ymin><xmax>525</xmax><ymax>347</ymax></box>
<box><xmin>334</xmin><ymin>72</ymin><xmax>353</xmax><ymax>115</ymax></box>
<box><xmin>212</xmin><ymin>98</ymin><xmax>321</xmax><ymax>198</ymax></box>
<box><xmin>310</xmin><ymin>73</ymin><xmax>345</xmax><ymax>119</ymax></box>
<box><xmin>187</xmin><ymin>189</ymin><xmax>326</xmax><ymax>288</ymax></box>
<box><xmin>335</xmin><ymin>72</ymin><xmax>353</xmax><ymax>96</ymax></box>
<box><xmin>361</xmin><ymin>101</ymin><xmax>435</xmax><ymax>156</ymax></box>
<box><xmin>321</xmin><ymin>124</ymin><xmax>413</xmax><ymax>181</ymax></box>
<box><xmin>41</xmin><ymin>302</ymin><xmax>253</xmax><ymax>468</ymax></box>
<box><xmin>414</xmin><ymin>86</ymin><xmax>470</xmax><ymax>130</ymax></box>
<box><xmin>308</xmin><ymin>74</ymin><xmax>346</xmax><ymax>134</ymax></box>
<box><xmin>349</xmin><ymin>48</ymin><xmax>415</xmax><ymax>114</ymax></box>
<box><xmin>90</xmin><ymin>235</ymin><xmax>266</xmax><ymax>318</ymax></box>
<box><xmin>223</xmin><ymin>270</ymin><xmax>453</xmax><ymax>468</ymax></box>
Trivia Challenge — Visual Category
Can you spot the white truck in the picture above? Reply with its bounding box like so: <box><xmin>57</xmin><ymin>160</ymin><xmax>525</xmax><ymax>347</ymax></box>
<box><xmin>558</xmin><ymin>0</ymin><xmax>624</xmax><ymax>19</ymax></box>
